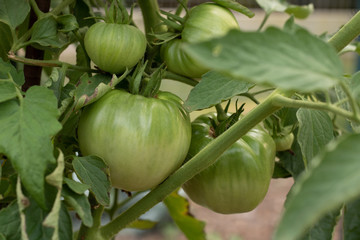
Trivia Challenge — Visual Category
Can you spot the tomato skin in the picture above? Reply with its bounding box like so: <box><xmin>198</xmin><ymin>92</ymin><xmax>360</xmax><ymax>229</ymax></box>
<box><xmin>274</xmin><ymin>133</ymin><xmax>295</xmax><ymax>151</ymax></box>
<box><xmin>161</xmin><ymin>39</ymin><xmax>208</xmax><ymax>78</ymax></box>
<box><xmin>182</xmin><ymin>113</ymin><xmax>276</xmax><ymax>214</ymax></box>
<box><xmin>161</xmin><ymin>3</ymin><xmax>239</xmax><ymax>78</ymax></box>
<box><xmin>182</xmin><ymin>3</ymin><xmax>239</xmax><ymax>43</ymax></box>
<box><xmin>77</xmin><ymin>90</ymin><xmax>191</xmax><ymax>191</ymax></box>
<box><xmin>84</xmin><ymin>22</ymin><xmax>146</xmax><ymax>74</ymax></box>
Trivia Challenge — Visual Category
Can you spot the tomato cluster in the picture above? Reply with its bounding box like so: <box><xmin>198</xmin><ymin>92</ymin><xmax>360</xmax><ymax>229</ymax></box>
<box><xmin>161</xmin><ymin>3</ymin><xmax>239</xmax><ymax>78</ymax></box>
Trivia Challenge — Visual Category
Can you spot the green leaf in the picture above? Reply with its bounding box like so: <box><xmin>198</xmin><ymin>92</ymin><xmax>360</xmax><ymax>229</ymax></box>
<box><xmin>351</xmin><ymin>71</ymin><xmax>360</xmax><ymax>104</ymax></box>
<box><xmin>301</xmin><ymin>208</ymin><xmax>340</xmax><ymax>240</ymax></box>
<box><xmin>62</xmin><ymin>186</ymin><xmax>93</xmax><ymax>227</ymax></box>
<box><xmin>56</xmin><ymin>14</ymin><xmax>79</xmax><ymax>32</ymax></box>
<box><xmin>343</xmin><ymin>197</ymin><xmax>360</xmax><ymax>240</ymax></box>
<box><xmin>0</xmin><ymin>0</ymin><xmax>30</xmax><ymax>28</ymax></box>
<box><xmin>274</xmin><ymin>133</ymin><xmax>360</xmax><ymax>240</ymax></box>
<box><xmin>72</xmin><ymin>156</ymin><xmax>111</xmax><ymax>206</ymax></box>
<box><xmin>29</xmin><ymin>16</ymin><xmax>63</xmax><ymax>48</ymax></box>
<box><xmin>0</xmin><ymin>20</ymin><xmax>13</xmax><ymax>61</ymax></box>
<box><xmin>58</xmin><ymin>203</ymin><xmax>73</xmax><ymax>240</ymax></box>
<box><xmin>0</xmin><ymin>58</ymin><xmax>25</xmax><ymax>86</ymax></box>
<box><xmin>256</xmin><ymin>0</ymin><xmax>287</xmax><ymax>13</ymax></box>
<box><xmin>184</xmin><ymin>28</ymin><xmax>343</xmax><ymax>93</ymax></box>
<box><xmin>0</xmin><ymin>86</ymin><xmax>62</xmax><ymax>208</ymax></box>
<box><xmin>0</xmin><ymin>201</ymin><xmax>21</xmax><ymax>240</ymax></box>
<box><xmin>184</xmin><ymin>71</ymin><xmax>252</xmax><ymax>111</ymax></box>
<box><xmin>164</xmin><ymin>191</ymin><xmax>206</xmax><ymax>240</ymax></box>
<box><xmin>64</xmin><ymin>177</ymin><xmax>90</xmax><ymax>194</ymax></box>
<box><xmin>73</xmin><ymin>0</ymin><xmax>96</xmax><ymax>28</ymax></box>
<box><xmin>0</xmin><ymin>79</ymin><xmax>17</xmax><ymax>103</ymax></box>
<box><xmin>211</xmin><ymin>0</ymin><xmax>254</xmax><ymax>18</ymax></box>
<box><xmin>43</xmin><ymin>151</ymin><xmax>65</xmax><ymax>240</ymax></box>
<box><xmin>276</xmin><ymin>128</ymin><xmax>305</xmax><ymax>179</ymax></box>
<box><xmin>74</xmin><ymin>72</ymin><xmax>128</xmax><ymax>111</ymax></box>
<box><xmin>297</xmin><ymin>109</ymin><xmax>334</xmax><ymax>164</ymax></box>
<box><xmin>127</xmin><ymin>219</ymin><xmax>157</xmax><ymax>230</ymax></box>
<box><xmin>285</xmin><ymin>4</ymin><xmax>314</xmax><ymax>19</ymax></box>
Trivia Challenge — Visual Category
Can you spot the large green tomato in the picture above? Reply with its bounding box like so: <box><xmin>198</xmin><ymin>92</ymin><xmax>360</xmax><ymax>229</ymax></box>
<box><xmin>161</xmin><ymin>3</ymin><xmax>239</xmax><ymax>78</ymax></box>
<box><xmin>77</xmin><ymin>90</ymin><xmax>191</xmax><ymax>191</ymax></box>
<box><xmin>84</xmin><ymin>22</ymin><xmax>146</xmax><ymax>74</ymax></box>
<box><xmin>182</xmin><ymin>113</ymin><xmax>276</xmax><ymax>214</ymax></box>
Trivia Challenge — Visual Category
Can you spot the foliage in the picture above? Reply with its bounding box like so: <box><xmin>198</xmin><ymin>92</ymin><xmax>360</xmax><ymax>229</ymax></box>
<box><xmin>0</xmin><ymin>0</ymin><xmax>359</xmax><ymax>239</ymax></box>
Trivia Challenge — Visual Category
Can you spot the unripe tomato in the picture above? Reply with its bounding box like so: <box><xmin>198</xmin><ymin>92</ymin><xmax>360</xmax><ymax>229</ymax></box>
<box><xmin>182</xmin><ymin>113</ymin><xmax>276</xmax><ymax>214</ymax></box>
<box><xmin>77</xmin><ymin>90</ymin><xmax>191</xmax><ymax>191</ymax></box>
<box><xmin>160</xmin><ymin>39</ymin><xmax>208</xmax><ymax>78</ymax></box>
<box><xmin>84</xmin><ymin>22</ymin><xmax>146</xmax><ymax>74</ymax></box>
<box><xmin>161</xmin><ymin>3</ymin><xmax>239</xmax><ymax>78</ymax></box>
<box><xmin>181</xmin><ymin>3</ymin><xmax>239</xmax><ymax>43</ymax></box>
<box><xmin>273</xmin><ymin>133</ymin><xmax>295</xmax><ymax>151</ymax></box>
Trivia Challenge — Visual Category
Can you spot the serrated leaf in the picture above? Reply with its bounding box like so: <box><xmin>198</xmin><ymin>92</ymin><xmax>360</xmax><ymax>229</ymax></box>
<box><xmin>184</xmin><ymin>28</ymin><xmax>343</xmax><ymax>93</ymax></box>
<box><xmin>164</xmin><ymin>191</ymin><xmax>206</xmax><ymax>240</ymax></box>
<box><xmin>56</xmin><ymin>14</ymin><xmax>79</xmax><ymax>32</ymax></box>
<box><xmin>256</xmin><ymin>0</ymin><xmax>287</xmax><ymax>13</ymax></box>
<box><xmin>0</xmin><ymin>0</ymin><xmax>30</xmax><ymax>28</ymax></box>
<box><xmin>184</xmin><ymin>71</ymin><xmax>252</xmax><ymax>111</ymax></box>
<box><xmin>0</xmin><ymin>201</ymin><xmax>21</xmax><ymax>240</ymax></box>
<box><xmin>62</xmin><ymin>186</ymin><xmax>93</xmax><ymax>227</ymax></box>
<box><xmin>72</xmin><ymin>156</ymin><xmax>111</xmax><ymax>206</ymax></box>
<box><xmin>64</xmin><ymin>177</ymin><xmax>90</xmax><ymax>194</ymax></box>
<box><xmin>29</xmin><ymin>16</ymin><xmax>63</xmax><ymax>48</ymax></box>
<box><xmin>297</xmin><ymin>109</ymin><xmax>334</xmax><ymax>164</ymax></box>
<box><xmin>344</xmin><ymin>197</ymin><xmax>360</xmax><ymax>240</ymax></box>
<box><xmin>74</xmin><ymin>72</ymin><xmax>128</xmax><ymax>111</ymax></box>
<box><xmin>127</xmin><ymin>219</ymin><xmax>157</xmax><ymax>230</ymax></box>
<box><xmin>0</xmin><ymin>86</ymin><xmax>62</xmax><ymax>208</ymax></box>
<box><xmin>274</xmin><ymin>133</ymin><xmax>360</xmax><ymax>240</ymax></box>
<box><xmin>0</xmin><ymin>20</ymin><xmax>13</xmax><ymax>61</ymax></box>
<box><xmin>0</xmin><ymin>58</ymin><xmax>25</xmax><ymax>86</ymax></box>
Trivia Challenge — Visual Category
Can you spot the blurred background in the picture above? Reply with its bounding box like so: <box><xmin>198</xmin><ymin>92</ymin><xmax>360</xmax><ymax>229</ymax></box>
<box><xmin>61</xmin><ymin>1</ymin><xmax>360</xmax><ymax>239</ymax></box>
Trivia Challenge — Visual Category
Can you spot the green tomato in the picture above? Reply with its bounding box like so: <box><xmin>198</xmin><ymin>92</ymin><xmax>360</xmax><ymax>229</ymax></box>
<box><xmin>77</xmin><ymin>90</ymin><xmax>191</xmax><ymax>191</ymax></box>
<box><xmin>161</xmin><ymin>3</ymin><xmax>239</xmax><ymax>78</ymax></box>
<box><xmin>182</xmin><ymin>113</ymin><xmax>276</xmax><ymax>214</ymax></box>
<box><xmin>182</xmin><ymin>3</ymin><xmax>239</xmax><ymax>43</ymax></box>
<box><xmin>160</xmin><ymin>39</ymin><xmax>208</xmax><ymax>78</ymax></box>
<box><xmin>84</xmin><ymin>22</ymin><xmax>146</xmax><ymax>74</ymax></box>
<box><xmin>273</xmin><ymin>133</ymin><xmax>295</xmax><ymax>152</ymax></box>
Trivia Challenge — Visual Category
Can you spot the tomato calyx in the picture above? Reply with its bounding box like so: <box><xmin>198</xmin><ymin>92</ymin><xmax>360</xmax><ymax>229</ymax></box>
<box><xmin>103</xmin><ymin>0</ymin><xmax>133</xmax><ymax>24</ymax></box>
<box><xmin>210</xmin><ymin>101</ymin><xmax>245</xmax><ymax>138</ymax></box>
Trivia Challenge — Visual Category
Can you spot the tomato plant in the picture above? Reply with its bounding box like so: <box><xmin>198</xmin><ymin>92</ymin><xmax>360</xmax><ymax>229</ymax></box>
<box><xmin>1</xmin><ymin>0</ymin><xmax>360</xmax><ymax>240</ymax></box>
<box><xmin>182</xmin><ymin>113</ymin><xmax>275</xmax><ymax>214</ymax></box>
<box><xmin>77</xmin><ymin>89</ymin><xmax>191</xmax><ymax>191</ymax></box>
<box><xmin>273</xmin><ymin>132</ymin><xmax>294</xmax><ymax>151</ymax></box>
<box><xmin>84</xmin><ymin>22</ymin><xmax>146</xmax><ymax>74</ymax></box>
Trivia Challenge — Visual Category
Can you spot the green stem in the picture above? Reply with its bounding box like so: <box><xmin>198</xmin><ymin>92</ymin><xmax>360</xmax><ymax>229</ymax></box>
<box><xmin>258</xmin><ymin>12</ymin><xmax>271</xmax><ymax>31</ymax></box>
<box><xmin>8</xmin><ymin>53</ymin><xmax>98</xmax><ymax>73</ymax></box>
<box><xmin>98</xmin><ymin>90</ymin><xmax>289</xmax><ymax>239</ymax></box>
<box><xmin>164</xmin><ymin>71</ymin><xmax>198</xmax><ymax>87</ymax></box>
<box><xmin>272</xmin><ymin>94</ymin><xmax>360</xmax><ymax>123</ymax></box>
<box><xmin>339</xmin><ymin>80</ymin><xmax>360</xmax><ymax>118</ymax></box>
<box><xmin>50</xmin><ymin>0</ymin><xmax>76</xmax><ymax>15</ymax></box>
<box><xmin>328</xmin><ymin>10</ymin><xmax>360</xmax><ymax>52</ymax></box>
<box><xmin>29</xmin><ymin>0</ymin><xmax>44</xmax><ymax>18</ymax></box>
<box><xmin>215</xmin><ymin>104</ymin><xmax>228</xmax><ymax>122</ymax></box>
<box><xmin>137</xmin><ymin>0</ymin><xmax>166</xmax><ymax>42</ymax></box>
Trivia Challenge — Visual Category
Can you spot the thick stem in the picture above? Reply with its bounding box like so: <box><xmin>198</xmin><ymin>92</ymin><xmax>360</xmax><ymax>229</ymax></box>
<box><xmin>328</xmin><ymin>10</ymin><xmax>360</xmax><ymax>52</ymax></box>
<box><xmin>138</xmin><ymin>0</ymin><xmax>166</xmax><ymax>42</ymax></box>
<box><xmin>98</xmin><ymin>90</ymin><xmax>288</xmax><ymax>239</ymax></box>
